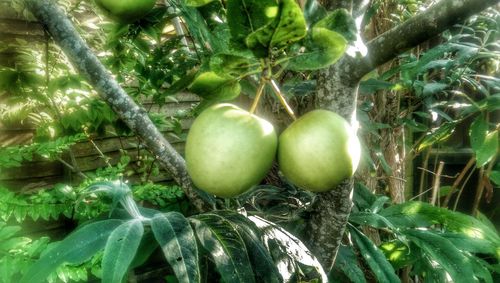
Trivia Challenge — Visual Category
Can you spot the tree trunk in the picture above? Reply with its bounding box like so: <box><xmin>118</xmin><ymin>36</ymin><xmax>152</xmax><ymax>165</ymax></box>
<box><xmin>307</xmin><ymin>0</ymin><xmax>500</xmax><ymax>270</ymax></box>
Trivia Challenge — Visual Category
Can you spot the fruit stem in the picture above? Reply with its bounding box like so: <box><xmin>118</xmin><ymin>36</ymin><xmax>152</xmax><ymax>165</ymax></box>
<box><xmin>269</xmin><ymin>79</ymin><xmax>297</xmax><ymax>120</ymax></box>
<box><xmin>249</xmin><ymin>79</ymin><xmax>266</xmax><ymax>114</ymax></box>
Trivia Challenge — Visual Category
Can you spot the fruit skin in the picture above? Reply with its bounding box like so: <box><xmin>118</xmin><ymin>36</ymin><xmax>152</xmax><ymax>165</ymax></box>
<box><xmin>185</xmin><ymin>103</ymin><xmax>277</xmax><ymax>198</ymax></box>
<box><xmin>278</xmin><ymin>110</ymin><xmax>361</xmax><ymax>192</ymax></box>
<box><xmin>94</xmin><ymin>0</ymin><xmax>156</xmax><ymax>23</ymax></box>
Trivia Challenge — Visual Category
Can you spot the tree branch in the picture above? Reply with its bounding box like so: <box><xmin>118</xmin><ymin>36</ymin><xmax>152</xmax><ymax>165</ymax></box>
<box><xmin>310</xmin><ymin>0</ymin><xmax>499</xmax><ymax>271</ymax></box>
<box><xmin>345</xmin><ymin>0</ymin><xmax>500</xmax><ymax>82</ymax></box>
<box><xmin>22</xmin><ymin>0</ymin><xmax>212</xmax><ymax>212</ymax></box>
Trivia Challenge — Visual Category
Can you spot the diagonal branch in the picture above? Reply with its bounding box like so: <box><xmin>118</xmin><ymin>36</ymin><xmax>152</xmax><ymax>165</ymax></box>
<box><xmin>343</xmin><ymin>0</ymin><xmax>500</xmax><ymax>83</ymax></box>
<box><xmin>311</xmin><ymin>0</ymin><xmax>500</xmax><ymax>271</ymax></box>
<box><xmin>22</xmin><ymin>0</ymin><xmax>211</xmax><ymax>212</ymax></box>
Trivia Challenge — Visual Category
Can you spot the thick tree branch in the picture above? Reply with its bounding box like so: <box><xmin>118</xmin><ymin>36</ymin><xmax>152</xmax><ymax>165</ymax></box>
<box><xmin>310</xmin><ymin>0</ymin><xmax>499</xmax><ymax>271</ymax></box>
<box><xmin>346</xmin><ymin>0</ymin><xmax>500</xmax><ymax>82</ymax></box>
<box><xmin>23</xmin><ymin>0</ymin><xmax>211</xmax><ymax>212</ymax></box>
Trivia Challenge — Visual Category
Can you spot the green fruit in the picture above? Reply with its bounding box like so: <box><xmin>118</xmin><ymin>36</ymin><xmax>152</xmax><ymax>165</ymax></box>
<box><xmin>186</xmin><ymin>103</ymin><xmax>277</xmax><ymax>198</ymax></box>
<box><xmin>94</xmin><ymin>0</ymin><xmax>156</xmax><ymax>23</ymax></box>
<box><xmin>278</xmin><ymin>110</ymin><xmax>361</xmax><ymax>192</ymax></box>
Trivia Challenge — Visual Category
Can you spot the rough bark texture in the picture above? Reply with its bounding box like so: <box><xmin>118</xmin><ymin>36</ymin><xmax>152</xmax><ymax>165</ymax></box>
<box><xmin>309</xmin><ymin>0</ymin><xmax>500</xmax><ymax>270</ymax></box>
<box><xmin>23</xmin><ymin>0</ymin><xmax>211</xmax><ymax>212</ymax></box>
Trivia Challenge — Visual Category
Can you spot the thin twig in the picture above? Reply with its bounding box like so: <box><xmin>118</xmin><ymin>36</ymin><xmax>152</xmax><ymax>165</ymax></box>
<box><xmin>249</xmin><ymin>79</ymin><xmax>266</xmax><ymax>114</ymax></box>
<box><xmin>430</xmin><ymin>161</ymin><xmax>444</xmax><ymax>206</ymax></box>
<box><xmin>269</xmin><ymin>79</ymin><xmax>297</xmax><ymax>120</ymax></box>
<box><xmin>442</xmin><ymin>156</ymin><xmax>475</xmax><ymax>207</ymax></box>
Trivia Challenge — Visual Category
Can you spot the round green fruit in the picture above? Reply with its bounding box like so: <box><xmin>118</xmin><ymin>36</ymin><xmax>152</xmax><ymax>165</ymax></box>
<box><xmin>94</xmin><ymin>0</ymin><xmax>156</xmax><ymax>23</ymax></box>
<box><xmin>185</xmin><ymin>103</ymin><xmax>278</xmax><ymax>198</ymax></box>
<box><xmin>278</xmin><ymin>110</ymin><xmax>361</xmax><ymax>192</ymax></box>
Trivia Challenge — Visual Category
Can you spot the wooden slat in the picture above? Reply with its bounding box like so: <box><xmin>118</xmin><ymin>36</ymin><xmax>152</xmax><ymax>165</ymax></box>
<box><xmin>0</xmin><ymin>160</ymin><xmax>62</xmax><ymax>180</ymax></box>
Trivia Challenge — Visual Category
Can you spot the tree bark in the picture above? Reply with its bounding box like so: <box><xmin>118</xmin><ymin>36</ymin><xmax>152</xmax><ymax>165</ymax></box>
<box><xmin>22</xmin><ymin>0</ymin><xmax>212</xmax><ymax>212</ymax></box>
<box><xmin>309</xmin><ymin>0</ymin><xmax>500</xmax><ymax>270</ymax></box>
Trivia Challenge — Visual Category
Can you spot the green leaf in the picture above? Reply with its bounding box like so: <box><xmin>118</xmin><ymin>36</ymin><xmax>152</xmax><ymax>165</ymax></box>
<box><xmin>380</xmin><ymin>240</ymin><xmax>414</xmax><ymax>270</ymax></box>
<box><xmin>349</xmin><ymin>212</ymin><xmax>396</xmax><ymax>230</ymax></box>
<box><xmin>417</xmin><ymin>122</ymin><xmax>456</xmax><ymax>151</ymax></box>
<box><xmin>249</xmin><ymin>215</ymin><xmax>328</xmax><ymax>282</ymax></box>
<box><xmin>422</xmin><ymin>82</ymin><xmax>448</xmax><ymax>97</ymax></box>
<box><xmin>185</xmin><ymin>0</ymin><xmax>216</xmax><ymax>7</ymax></box>
<box><xmin>489</xmin><ymin>170</ymin><xmax>500</xmax><ymax>186</ymax></box>
<box><xmin>227</xmin><ymin>0</ymin><xmax>279</xmax><ymax>46</ymax></box>
<box><xmin>314</xmin><ymin>9</ymin><xmax>357</xmax><ymax>42</ymax></box>
<box><xmin>20</xmin><ymin>219</ymin><xmax>124</xmax><ymax>283</ymax></box>
<box><xmin>404</xmin><ymin>229</ymin><xmax>474</xmax><ymax>283</ymax></box>
<box><xmin>213</xmin><ymin>211</ymin><xmax>281</xmax><ymax>283</ymax></box>
<box><xmin>349</xmin><ymin>227</ymin><xmax>400</xmax><ymax>283</ymax></box>
<box><xmin>287</xmin><ymin>27</ymin><xmax>347</xmax><ymax>70</ymax></box>
<box><xmin>476</xmin><ymin>130</ymin><xmax>498</xmax><ymax>167</ymax></box>
<box><xmin>102</xmin><ymin>219</ymin><xmax>144</xmax><ymax>283</ymax></box>
<box><xmin>189</xmin><ymin>72</ymin><xmax>241</xmax><ymax>101</ymax></box>
<box><xmin>269</xmin><ymin>0</ymin><xmax>307</xmax><ymax>48</ymax></box>
<box><xmin>152</xmin><ymin>212</ymin><xmax>200</xmax><ymax>283</ymax></box>
<box><xmin>333</xmin><ymin>245</ymin><xmax>367</xmax><ymax>283</ymax></box>
<box><xmin>210</xmin><ymin>53</ymin><xmax>260</xmax><ymax>78</ymax></box>
<box><xmin>440</xmin><ymin>232</ymin><xmax>497</xmax><ymax>255</ymax></box>
<box><xmin>191</xmin><ymin>213</ymin><xmax>255</xmax><ymax>283</ymax></box>
<box><xmin>303</xmin><ymin>0</ymin><xmax>327</xmax><ymax>27</ymax></box>
<box><xmin>379</xmin><ymin>201</ymin><xmax>500</xmax><ymax>244</ymax></box>
<box><xmin>469</xmin><ymin>115</ymin><xmax>488</xmax><ymax>153</ymax></box>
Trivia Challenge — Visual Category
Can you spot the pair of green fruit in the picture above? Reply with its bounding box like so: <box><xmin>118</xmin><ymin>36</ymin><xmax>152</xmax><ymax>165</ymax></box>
<box><xmin>186</xmin><ymin>104</ymin><xmax>361</xmax><ymax>198</ymax></box>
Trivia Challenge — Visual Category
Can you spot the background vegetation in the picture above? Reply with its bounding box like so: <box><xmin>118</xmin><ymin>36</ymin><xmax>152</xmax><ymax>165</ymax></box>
<box><xmin>0</xmin><ymin>0</ymin><xmax>498</xmax><ymax>282</ymax></box>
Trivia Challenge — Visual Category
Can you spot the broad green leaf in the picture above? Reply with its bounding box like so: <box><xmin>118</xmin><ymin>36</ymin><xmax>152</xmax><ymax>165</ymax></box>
<box><xmin>102</xmin><ymin>220</ymin><xmax>144</xmax><ymax>283</ymax></box>
<box><xmin>379</xmin><ymin>201</ymin><xmax>500</xmax><ymax>244</ymax></box>
<box><xmin>333</xmin><ymin>245</ymin><xmax>367</xmax><ymax>283</ymax></box>
<box><xmin>489</xmin><ymin>170</ymin><xmax>500</xmax><ymax>186</ymax></box>
<box><xmin>353</xmin><ymin>182</ymin><xmax>378</xmax><ymax>210</ymax></box>
<box><xmin>314</xmin><ymin>9</ymin><xmax>357</xmax><ymax>42</ymax></box>
<box><xmin>249</xmin><ymin>215</ymin><xmax>328</xmax><ymax>282</ymax></box>
<box><xmin>417</xmin><ymin>122</ymin><xmax>456</xmax><ymax>151</ymax></box>
<box><xmin>380</xmin><ymin>240</ymin><xmax>414</xmax><ymax>270</ymax></box>
<box><xmin>349</xmin><ymin>227</ymin><xmax>400</xmax><ymax>283</ymax></box>
<box><xmin>469</xmin><ymin>256</ymin><xmax>494</xmax><ymax>283</ymax></box>
<box><xmin>164</xmin><ymin>68</ymin><xmax>199</xmax><ymax>96</ymax></box>
<box><xmin>359</xmin><ymin>79</ymin><xmax>396</xmax><ymax>94</ymax></box>
<box><xmin>422</xmin><ymin>82</ymin><xmax>448</xmax><ymax>97</ymax></box>
<box><xmin>287</xmin><ymin>27</ymin><xmax>347</xmax><ymax>70</ymax></box>
<box><xmin>213</xmin><ymin>211</ymin><xmax>281</xmax><ymax>283</ymax></box>
<box><xmin>129</xmin><ymin>231</ymin><xmax>158</xmax><ymax>268</ymax></box>
<box><xmin>185</xmin><ymin>0</ymin><xmax>216</xmax><ymax>7</ymax></box>
<box><xmin>405</xmin><ymin>229</ymin><xmax>474</xmax><ymax>283</ymax></box>
<box><xmin>303</xmin><ymin>0</ymin><xmax>327</xmax><ymax>27</ymax></box>
<box><xmin>349</xmin><ymin>212</ymin><xmax>395</xmax><ymax>230</ymax></box>
<box><xmin>20</xmin><ymin>219</ymin><xmax>124</xmax><ymax>283</ymax></box>
<box><xmin>440</xmin><ymin>232</ymin><xmax>497</xmax><ymax>255</ymax></box>
<box><xmin>227</xmin><ymin>0</ymin><xmax>279</xmax><ymax>45</ymax></box>
<box><xmin>152</xmin><ymin>212</ymin><xmax>200</xmax><ymax>283</ymax></box>
<box><xmin>485</xmin><ymin>94</ymin><xmax>500</xmax><ymax>111</ymax></box>
<box><xmin>210</xmin><ymin>53</ymin><xmax>260</xmax><ymax>78</ymax></box>
<box><xmin>189</xmin><ymin>71</ymin><xmax>241</xmax><ymax>101</ymax></box>
<box><xmin>191</xmin><ymin>213</ymin><xmax>255</xmax><ymax>283</ymax></box>
<box><xmin>476</xmin><ymin>130</ymin><xmax>498</xmax><ymax>167</ymax></box>
<box><xmin>469</xmin><ymin>115</ymin><xmax>488</xmax><ymax>152</ymax></box>
<box><xmin>270</xmin><ymin>0</ymin><xmax>307</xmax><ymax>48</ymax></box>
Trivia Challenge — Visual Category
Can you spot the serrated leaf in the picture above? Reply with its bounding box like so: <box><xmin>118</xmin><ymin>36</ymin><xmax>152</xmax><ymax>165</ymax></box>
<box><xmin>185</xmin><ymin>0</ymin><xmax>216</xmax><ymax>7</ymax></box>
<box><xmin>405</xmin><ymin>229</ymin><xmax>474</xmax><ymax>283</ymax></box>
<box><xmin>189</xmin><ymin>72</ymin><xmax>241</xmax><ymax>101</ymax></box>
<box><xmin>152</xmin><ymin>212</ymin><xmax>200</xmax><ymax>283</ymax></box>
<box><xmin>349</xmin><ymin>227</ymin><xmax>400</xmax><ymax>283</ymax></box>
<box><xmin>20</xmin><ymin>219</ymin><xmax>124</xmax><ymax>283</ymax></box>
<box><xmin>191</xmin><ymin>213</ymin><xmax>255</xmax><ymax>283</ymax></box>
<box><xmin>102</xmin><ymin>219</ymin><xmax>144</xmax><ymax>283</ymax></box>
<box><xmin>476</xmin><ymin>130</ymin><xmax>498</xmax><ymax>167</ymax></box>
<box><xmin>469</xmin><ymin>115</ymin><xmax>488</xmax><ymax>152</ymax></box>
<box><xmin>212</xmin><ymin>211</ymin><xmax>281</xmax><ymax>283</ymax></box>
<box><xmin>249</xmin><ymin>215</ymin><xmax>328</xmax><ymax>282</ymax></box>
<box><xmin>287</xmin><ymin>27</ymin><xmax>347</xmax><ymax>70</ymax></box>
